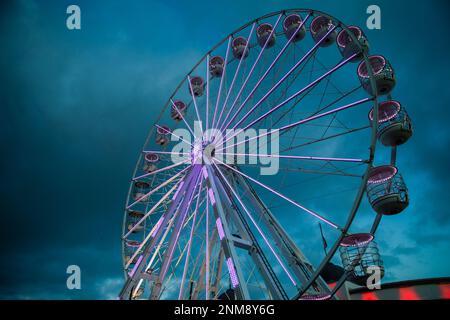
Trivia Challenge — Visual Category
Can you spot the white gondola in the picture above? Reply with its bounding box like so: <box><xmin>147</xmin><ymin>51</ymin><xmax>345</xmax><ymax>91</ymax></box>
<box><xmin>132</xmin><ymin>181</ymin><xmax>150</xmax><ymax>202</ymax></box>
<box><xmin>143</xmin><ymin>153</ymin><xmax>160</xmax><ymax>173</ymax></box>
<box><xmin>369</xmin><ymin>100</ymin><xmax>413</xmax><ymax>147</ymax></box>
<box><xmin>155</xmin><ymin>125</ymin><xmax>171</xmax><ymax>146</ymax></box>
<box><xmin>366</xmin><ymin>165</ymin><xmax>409</xmax><ymax>215</ymax></box>
<box><xmin>310</xmin><ymin>16</ymin><xmax>337</xmax><ymax>47</ymax></box>
<box><xmin>256</xmin><ymin>23</ymin><xmax>276</xmax><ymax>48</ymax></box>
<box><xmin>336</xmin><ymin>26</ymin><xmax>369</xmax><ymax>62</ymax></box>
<box><xmin>283</xmin><ymin>14</ymin><xmax>306</xmax><ymax>42</ymax></box>
<box><xmin>358</xmin><ymin>55</ymin><xmax>396</xmax><ymax>96</ymax></box>
<box><xmin>340</xmin><ymin>234</ymin><xmax>385</xmax><ymax>286</ymax></box>
<box><xmin>209</xmin><ymin>56</ymin><xmax>225</xmax><ymax>77</ymax></box>
<box><xmin>170</xmin><ymin>100</ymin><xmax>187</xmax><ymax>122</ymax></box>
<box><xmin>232</xmin><ymin>37</ymin><xmax>249</xmax><ymax>59</ymax></box>
<box><xmin>189</xmin><ymin>76</ymin><xmax>204</xmax><ymax>97</ymax></box>
<box><xmin>127</xmin><ymin>211</ymin><xmax>145</xmax><ymax>233</ymax></box>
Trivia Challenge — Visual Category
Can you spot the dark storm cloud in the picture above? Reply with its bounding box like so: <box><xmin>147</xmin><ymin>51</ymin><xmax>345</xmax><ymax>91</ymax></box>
<box><xmin>1</xmin><ymin>0</ymin><xmax>449</xmax><ymax>298</ymax></box>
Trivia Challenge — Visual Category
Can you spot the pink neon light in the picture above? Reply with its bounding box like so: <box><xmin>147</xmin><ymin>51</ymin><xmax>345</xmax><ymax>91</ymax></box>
<box><xmin>369</xmin><ymin>101</ymin><xmax>401</xmax><ymax>123</ymax></box>
<box><xmin>216</xmin><ymin>218</ymin><xmax>225</xmax><ymax>240</ymax></box>
<box><xmin>367</xmin><ymin>166</ymin><xmax>398</xmax><ymax>184</ymax></box>
<box><xmin>226</xmin><ymin>257</ymin><xmax>239</xmax><ymax>288</ymax></box>
<box><xmin>340</xmin><ymin>233</ymin><xmax>374</xmax><ymax>247</ymax></box>
<box><xmin>128</xmin><ymin>255</ymin><xmax>143</xmax><ymax>277</ymax></box>
<box><xmin>208</xmin><ymin>188</ymin><xmax>216</xmax><ymax>205</ymax></box>
<box><xmin>145</xmin><ymin>153</ymin><xmax>160</xmax><ymax>163</ymax></box>
<box><xmin>358</xmin><ymin>55</ymin><xmax>387</xmax><ymax>78</ymax></box>
<box><xmin>126</xmin><ymin>240</ymin><xmax>141</xmax><ymax>248</ymax></box>
<box><xmin>299</xmin><ymin>293</ymin><xmax>331</xmax><ymax>300</ymax></box>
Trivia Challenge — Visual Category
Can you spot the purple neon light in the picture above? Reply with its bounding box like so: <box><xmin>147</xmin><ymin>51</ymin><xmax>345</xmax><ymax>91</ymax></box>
<box><xmin>367</xmin><ymin>165</ymin><xmax>398</xmax><ymax>184</ymax></box>
<box><xmin>151</xmin><ymin>216</ymin><xmax>164</xmax><ymax>237</ymax></box>
<box><xmin>128</xmin><ymin>255</ymin><xmax>143</xmax><ymax>278</ymax></box>
<box><xmin>226</xmin><ymin>257</ymin><xmax>239</xmax><ymax>288</ymax></box>
<box><xmin>202</xmin><ymin>166</ymin><xmax>208</xmax><ymax>179</ymax></box>
<box><xmin>299</xmin><ymin>293</ymin><xmax>331</xmax><ymax>301</ymax></box>
<box><xmin>172</xmin><ymin>181</ymin><xmax>185</xmax><ymax>200</ymax></box>
<box><xmin>159</xmin><ymin>170</ymin><xmax>202</xmax><ymax>280</ymax></box>
<box><xmin>369</xmin><ymin>101</ymin><xmax>401</xmax><ymax>123</ymax></box>
<box><xmin>208</xmin><ymin>188</ymin><xmax>216</xmax><ymax>205</ymax></box>
<box><xmin>216</xmin><ymin>218</ymin><xmax>225</xmax><ymax>240</ymax></box>
<box><xmin>340</xmin><ymin>233</ymin><xmax>374</xmax><ymax>247</ymax></box>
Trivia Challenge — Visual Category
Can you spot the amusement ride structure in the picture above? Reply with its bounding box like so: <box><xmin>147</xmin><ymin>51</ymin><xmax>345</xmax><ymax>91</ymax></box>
<box><xmin>119</xmin><ymin>9</ymin><xmax>413</xmax><ymax>300</ymax></box>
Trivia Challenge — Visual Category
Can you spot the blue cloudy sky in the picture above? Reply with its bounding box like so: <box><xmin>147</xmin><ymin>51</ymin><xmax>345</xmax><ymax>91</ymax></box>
<box><xmin>0</xmin><ymin>0</ymin><xmax>449</xmax><ymax>299</ymax></box>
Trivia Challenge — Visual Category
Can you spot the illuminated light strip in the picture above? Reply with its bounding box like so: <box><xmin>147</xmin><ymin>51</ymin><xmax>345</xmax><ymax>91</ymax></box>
<box><xmin>226</xmin><ymin>257</ymin><xmax>239</xmax><ymax>288</ymax></box>
<box><xmin>172</xmin><ymin>182</ymin><xmax>185</xmax><ymax>200</ymax></box>
<box><xmin>128</xmin><ymin>255</ymin><xmax>143</xmax><ymax>278</ymax></box>
<box><xmin>202</xmin><ymin>166</ymin><xmax>208</xmax><ymax>179</ymax></box>
<box><xmin>208</xmin><ymin>188</ymin><xmax>216</xmax><ymax>206</ymax></box>
<box><xmin>216</xmin><ymin>218</ymin><xmax>225</xmax><ymax>240</ymax></box>
<box><xmin>367</xmin><ymin>166</ymin><xmax>398</xmax><ymax>184</ymax></box>
<box><xmin>151</xmin><ymin>215</ymin><xmax>164</xmax><ymax>237</ymax></box>
<box><xmin>298</xmin><ymin>293</ymin><xmax>331</xmax><ymax>301</ymax></box>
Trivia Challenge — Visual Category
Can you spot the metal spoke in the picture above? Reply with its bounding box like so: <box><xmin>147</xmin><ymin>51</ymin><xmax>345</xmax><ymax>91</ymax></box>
<box><xmin>216</xmin><ymin>152</ymin><xmax>366</xmax><ymax>163</ymax></box>
<box><xmin>170</xmin><ymin>99</ymin><xmax>196</xmax><ymax>138</ymax></box>
<box><xmin>218</xmin><ymin>97</ymin><xmax>372</xmax><ymax>152</ymax></box>
<box><xmin>212</xmin><ymin>162</ymin><xmax>298</xmax><ymax>286</ymax></box>
<box><xmin>220</xmin><ymin>52</ymin><xmax>358</xmax><ymax>148</ymax></box>
<box><xmin>218</xmin><ymin>14</ymin><xmax>283</xmax><ymax>133</ymax></box>
<box><xmin>211</xmin><ymin>37</ymin><xmax>232</xmax><ymax>133</ymax></box>
<box><xmin>214</xmin><ymin>23</ymin><xmax>256</xmax><ymax>131</ymax></box>
<box><xmin>213</xmin><ymin>159</ymin><xmax>341</xmax><ymax>230</ymax></box>
<box><xmin>187</xmin><ymin>76</ymin><xmax>205</xmax><ymax>135</ymax></box>
<box><xmin>156</xmin><ymin>124</ymin><xmax>194</xmax><ymax>148</ymax></box>
<box><xmin>219</xmin><ymin>13</ymin><xmax>313</xmax><ymax>134</ymax></box>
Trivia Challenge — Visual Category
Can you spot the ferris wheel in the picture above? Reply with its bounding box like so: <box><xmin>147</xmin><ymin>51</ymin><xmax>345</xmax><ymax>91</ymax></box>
<box><xmin>119</xmin><ymin>9</ymin><xmax>413</xmax><ymax>300</ymax></box>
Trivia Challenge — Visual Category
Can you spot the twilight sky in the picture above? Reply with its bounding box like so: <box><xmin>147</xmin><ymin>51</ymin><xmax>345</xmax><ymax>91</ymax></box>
<box><xmin>0</xmin><ymin>0</ymin><xmax>449</xmax><ymax>299</ymax></box>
